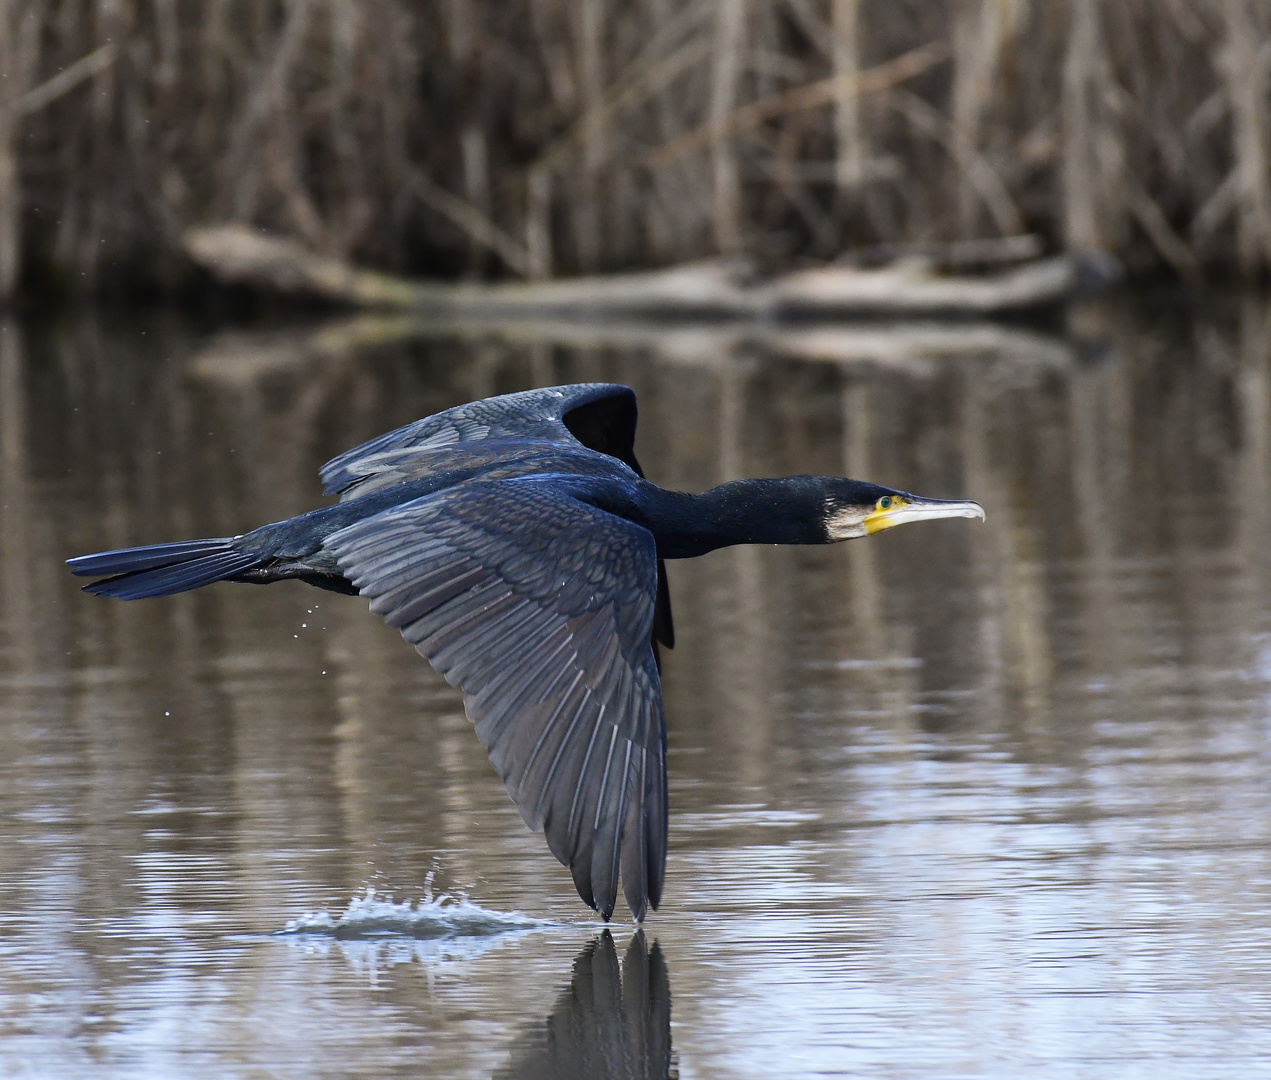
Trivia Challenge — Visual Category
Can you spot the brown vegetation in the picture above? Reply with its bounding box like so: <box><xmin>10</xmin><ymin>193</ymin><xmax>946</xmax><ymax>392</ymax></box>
<box><xmin>1</xmin><ymin>0</ymin><xmax>1269</xmax><ymax>301</ymax></box>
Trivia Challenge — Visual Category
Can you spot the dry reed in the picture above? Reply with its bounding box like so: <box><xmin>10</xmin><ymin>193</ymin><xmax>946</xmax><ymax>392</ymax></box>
<box><xmin>1</xmin><ymin>0</ymin><xmax>1269</xmax><ymax>301</ymax></box>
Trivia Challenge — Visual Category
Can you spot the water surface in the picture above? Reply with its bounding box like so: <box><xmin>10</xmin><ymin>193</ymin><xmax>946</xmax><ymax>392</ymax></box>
<box><xmin>1</xmin><ymin>298</ymin><xmax>1270</xmax><ymax>1077</ymax></box>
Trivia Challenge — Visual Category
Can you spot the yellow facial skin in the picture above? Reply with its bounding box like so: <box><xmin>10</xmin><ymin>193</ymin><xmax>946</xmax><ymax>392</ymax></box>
<box><xmin>863</xmin><ymin>494</ymin><xmax>907</xmax><ymax>534</ymax></box>
<box><xmin>862</xmin><ymin>494</ymin><xmax>986</xmax><ymax>534</ymax></box>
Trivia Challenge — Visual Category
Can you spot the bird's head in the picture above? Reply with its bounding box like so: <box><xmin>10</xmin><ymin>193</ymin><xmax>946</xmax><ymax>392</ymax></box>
<box><xmin>821</xmin><ymin>479</ymin><xmax>985</xmax><ymax>541</ymax></box>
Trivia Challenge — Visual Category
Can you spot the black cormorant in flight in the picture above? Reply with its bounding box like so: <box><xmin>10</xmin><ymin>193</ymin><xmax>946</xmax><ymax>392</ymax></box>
<box><xmin>68</xmin><ymin>384</ymin><xmax>983</xmax><ymax>921</ymax></box>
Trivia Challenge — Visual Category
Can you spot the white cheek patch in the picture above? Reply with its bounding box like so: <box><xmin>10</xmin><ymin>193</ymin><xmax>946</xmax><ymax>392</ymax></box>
<box><xmin>826</xmin><ymin>506</ymin><xmax>869</xmax><ymax>540</ymax></box>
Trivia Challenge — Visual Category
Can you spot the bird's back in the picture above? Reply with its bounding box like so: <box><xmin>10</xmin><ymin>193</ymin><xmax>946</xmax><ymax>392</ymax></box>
<box><xmin>321</xmin><ymin>383</ymin><xmax>643</xmax><ymax>500</ymax></box>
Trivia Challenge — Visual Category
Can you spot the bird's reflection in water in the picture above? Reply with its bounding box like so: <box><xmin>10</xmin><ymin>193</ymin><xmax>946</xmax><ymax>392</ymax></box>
<box><xmin>498</xmin><ymin>931</ymin><xmax>675</xmax><ymax>1080</ymax></box>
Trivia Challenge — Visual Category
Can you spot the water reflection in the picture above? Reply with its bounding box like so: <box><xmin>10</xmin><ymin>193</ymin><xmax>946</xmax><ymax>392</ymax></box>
<box><xmin>2</xmin><ymin>295</ymin><xmax>1271</xmax><ymax>1076</ymax></box>
<box><xmin>499</xmin><ymin>931</ymin><xmax>674</xmax><ymax>1080</ymax></box>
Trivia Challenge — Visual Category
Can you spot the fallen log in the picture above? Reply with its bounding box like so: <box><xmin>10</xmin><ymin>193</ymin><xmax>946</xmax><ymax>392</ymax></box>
<box><xmin>183</xmin><ymin>225</ymin><xmax>1118</xmax><ymax>318</ymax></box>
<box><xmin>764</xmin><ymin>255</ymin><xmax>1116</xmax><ymax>316</ymax></box>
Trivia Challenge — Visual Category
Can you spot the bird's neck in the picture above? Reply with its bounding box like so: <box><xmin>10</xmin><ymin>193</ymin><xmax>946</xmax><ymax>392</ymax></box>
<box><xmin>639</xmin><ymin>478</ymin><xmax>828</xmax><ymax>558</ymax></box>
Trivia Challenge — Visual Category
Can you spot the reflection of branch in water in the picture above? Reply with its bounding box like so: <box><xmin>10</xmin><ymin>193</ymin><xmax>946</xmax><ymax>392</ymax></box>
<box><xmin>189</xmin><ymin>312</ymin><xmax>1079</xmax><ymax>384</ymax></box>
<box><xmin>497</xmin><ymin>931</ymin><xmax>675</xmax><ymax>1080</ymax></box>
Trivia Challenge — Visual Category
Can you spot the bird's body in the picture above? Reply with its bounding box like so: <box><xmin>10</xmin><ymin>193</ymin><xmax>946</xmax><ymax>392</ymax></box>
<box><xmin>69</xmin><ymin>383</ymin><xmax>983</xmax><ymax>921</ymax></box>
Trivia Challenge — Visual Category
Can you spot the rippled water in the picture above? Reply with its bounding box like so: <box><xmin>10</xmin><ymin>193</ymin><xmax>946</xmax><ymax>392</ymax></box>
<box><xmin>2</xmin><ymin>296</ymin><xmax>1271</xmax><ymax>1077</ymax></box>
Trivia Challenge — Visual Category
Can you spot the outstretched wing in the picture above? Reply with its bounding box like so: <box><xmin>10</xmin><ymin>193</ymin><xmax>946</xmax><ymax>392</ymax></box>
<box><xmin>319</xmin><ymin>384</ymin><xmax>640</xmax><ymax>500</ymax></box>
<box><xmin>321</xmin><ymin>383</ymin><xmax>674</xmax><ymax>650</ymax></box>
<box><xmin>323</xmin><ymin>478</ymin><xmax>667</xmax><ymax>921</ymax></box>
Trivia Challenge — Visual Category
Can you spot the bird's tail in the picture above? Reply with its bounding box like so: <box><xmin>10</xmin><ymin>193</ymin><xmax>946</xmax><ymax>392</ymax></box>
<box><xmin>67</xmin><ymin>538</ymin><xmax>260</xmax><ymax>600</ymax></box>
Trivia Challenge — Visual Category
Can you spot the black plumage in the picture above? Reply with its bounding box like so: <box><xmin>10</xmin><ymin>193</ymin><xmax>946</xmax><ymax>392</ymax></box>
<box><xmin>68</xmin><ymin>383</ymin><xmax>983</xmax><ymax>920</ymax></box>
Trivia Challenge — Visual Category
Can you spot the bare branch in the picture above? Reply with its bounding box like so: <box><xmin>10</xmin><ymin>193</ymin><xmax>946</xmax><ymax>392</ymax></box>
<box><xmin>8</xmin><ymin>43</ymin><xmax>117</xmax><ymax>118</ymax></box>
<box><xmin>640</xmin><ymin>40</ymin><xmax>948</xmax><ymax>170</ymax></box>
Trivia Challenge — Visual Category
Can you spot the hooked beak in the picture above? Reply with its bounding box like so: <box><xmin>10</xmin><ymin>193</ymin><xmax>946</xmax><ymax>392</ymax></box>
<box><xmin>863</xmin><ymin>495</ymin><xmax>986</xmax><ymax>535</ymax></box>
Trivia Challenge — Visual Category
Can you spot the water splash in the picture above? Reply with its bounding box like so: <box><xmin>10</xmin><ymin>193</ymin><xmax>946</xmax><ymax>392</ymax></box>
<box><xmin>280</xmin><ymin>887</ymin><xmax>551</xmax><ymax>941</ymax></box>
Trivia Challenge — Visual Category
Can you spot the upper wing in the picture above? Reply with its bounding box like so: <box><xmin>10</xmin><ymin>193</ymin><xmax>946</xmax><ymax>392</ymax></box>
<box><xmin>321</xmin><ymin>382</ymin><xmax>674</xmax><ymax>650</ymax></box>
<box><xmin>323</xmin><ymin>478</ymin><xmax>667</xmax><ymax>921</ymax></box>
<box><xmin>319</xmin><ymin>384</ymin><xmax>640</xmax><ymax>500</ymax></box>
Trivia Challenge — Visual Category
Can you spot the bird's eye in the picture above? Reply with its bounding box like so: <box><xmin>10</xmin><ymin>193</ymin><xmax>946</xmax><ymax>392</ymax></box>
<box><xmin>877</xmin><ymin>496</ymin><xmax>892</xmax><ymax>510</ymax></box>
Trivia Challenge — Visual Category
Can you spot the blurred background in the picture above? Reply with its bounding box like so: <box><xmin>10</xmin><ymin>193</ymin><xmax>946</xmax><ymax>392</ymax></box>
<box><xmin>0</xmin><ymin>0</ymin><xmax>1268</xmax><ymax>299</ymax></box>
<box><xmin>2</xmin><ymin>4</ymin><xmax>1271</xmax><ymax>1079</ymax></box>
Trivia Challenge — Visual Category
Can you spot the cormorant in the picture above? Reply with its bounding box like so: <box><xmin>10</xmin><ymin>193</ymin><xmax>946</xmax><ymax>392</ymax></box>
<box><xmin>68</xmin><ymin>384</ymin><xmax>983</xmax><ymax>921</ymax></box>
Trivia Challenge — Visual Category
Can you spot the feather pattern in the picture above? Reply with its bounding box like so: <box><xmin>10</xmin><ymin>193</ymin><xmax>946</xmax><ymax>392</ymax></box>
<box><xmin>324</xmin><ymin>477</ymin><xmax>667</xmax><ymax>921</ymax></box>
<box><xmin>67</xmin><ymin>537</ymin><xmax>239</xmax><ymax>577</ymax></box>
<box><xmin>320</xmin><ymin>384</ymin><xmax>639</xmax><ymax>499</ymax></box>
<box><xmin>319</xmin><ymin>383</ymin><xmax>673</xmax><ymax>652</ymax></box>
<box><xmin>80</xmin><ymin>550</ymin><xmax>259</xmax><ymax>599</ymax></box>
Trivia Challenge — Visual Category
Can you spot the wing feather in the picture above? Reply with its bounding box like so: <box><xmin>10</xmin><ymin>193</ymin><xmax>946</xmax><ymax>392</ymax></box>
<box><xmin>324</xmin><ymin>478</ymin><xmax>667</xmax><ymax>920</ymax></box>
<box><xmin>515</xmin><ymin>669</ymin><xmax>586</xmax><ymax>799</ymax></box>
<box><xmin>588</xmin><ymin>725</ymin><xmax>625</xmax><ymax>918</ymax></box>
<box><xmin>322</xmin><ymin>381</ymin><xmax>673</xmax><ymax>655</ymax></box>
<box><xmin>621</xmin><ymin>745</ymin><xmax>649</xmax><ymax>920</ymax></box>
<box><xmin>320</xmin><ymin>384</ymin><xmax>639</xmax><ymax>499</ymax></box>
